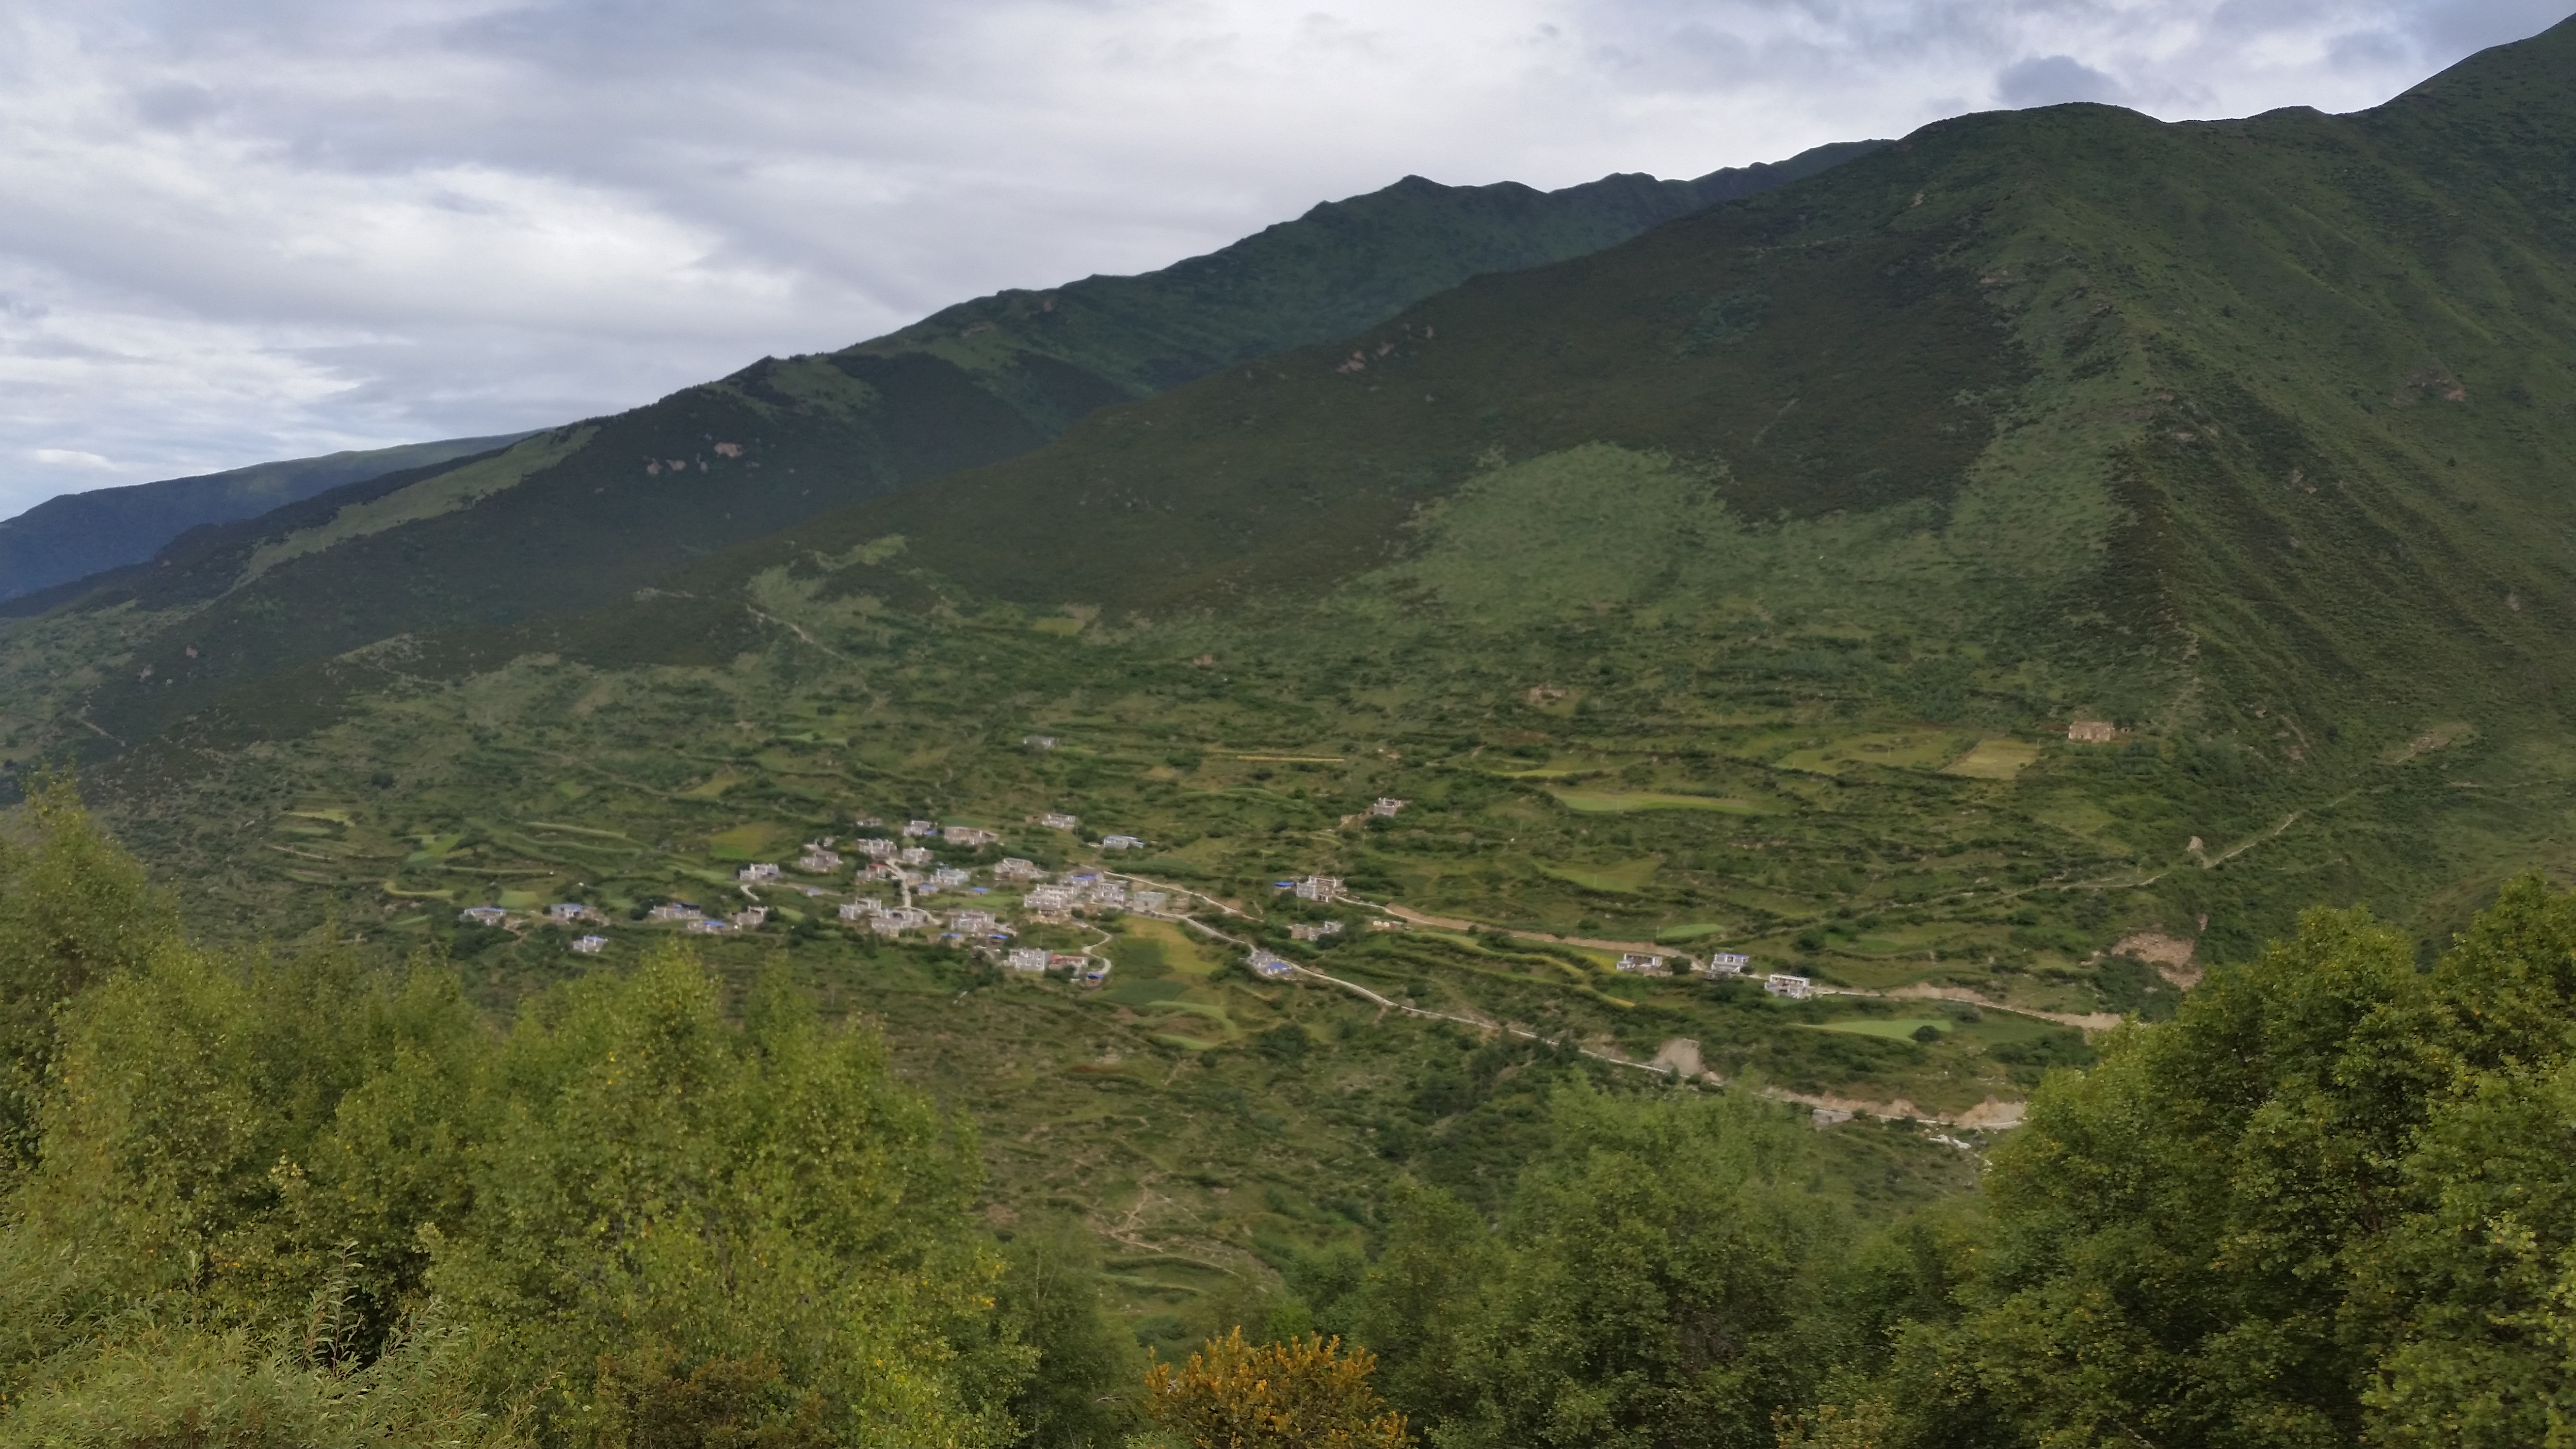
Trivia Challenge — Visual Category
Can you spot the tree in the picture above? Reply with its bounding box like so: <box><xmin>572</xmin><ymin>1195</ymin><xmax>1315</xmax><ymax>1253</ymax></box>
<box><xmin>1143</xmin><ymin>1330</ymin><xmax>1410</xmax><ymax>1449</ymax></box>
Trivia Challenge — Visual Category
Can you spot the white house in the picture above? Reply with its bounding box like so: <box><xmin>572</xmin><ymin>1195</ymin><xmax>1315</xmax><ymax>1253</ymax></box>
<box><xmin>1085</xmin><ymin>882</ymin><xmax>1128</xmax><ymax>911</ymax></box>
<box><xmin>1763</xmin><ymin>974</ymin><xmax>1815</xmax><ymax>1000</ymax></box>
<box><xmin>1700</xmin><ymin>951</ymin><xmax>1752</xmax><ymax>979</ymax></box>
<box><xmin>646</xmin><ymin>902</ymin><xmax>703</xmax><ymax>922</ymax></box>
<box><xmin>838</xmin><ymin>900</ymin><xmax>881</xmax><ymax>922</ymax></box>
<box><xmin>943</xmin><ymin>825</ymin><xmax>999</xmax><ymax>847</ymax></box>
<box><xmin>1024</xmin><ymin>886</ymin><xmax>1076</xmax><ymax>918</ymax></box>
<box><xmin>852</xmin><ymin>815</ymin><xmax>884</xmax><ymax>830</ymax></box>
<box><xmin>730</xmin><ymin>906</ymin><xmax>768</xmax><ymax>929</ymax></box>
<box><xmin>688</xmin><ymin>918</ymin><xmax>735</xmax><ymax>934</ymax></box>
<box><xmin>797</xmin><ymin>848</ymin><xmax>843</xmax><ymax>873</ymax></box>
<box><xmin>1292</xmin><ymin>875</ymin><xmax>1344</xmax><ymax>903</ymax></box>
<box><xmin>902</xmin><ymin>820</ymin><xmax>939</xmax><ymax>838</ymax></box>
<box><xmin>931</xmin><ymin>866</ymin><xmax>973</xmax><ymax>889</ymax></box>
<box><xmin>855</xmin><ymin>838</ymin><xmax>899</xmax><ymax>860</ymax></box>
<box><xmin>1289</xmin><ymin>921</ymin><xmax>1345</xmax><ymax>942</ymax></box>
<box><xmin>1101</xmin><ymin>835</ymin><xmax>1144</xmax><ymax>850</ymax></box>
<box><xmin>994</xmin><ymin>858</ymin><xmax>1046</xmax><ymax>882</ymax></box>
<box><xmin>1024</xmin><ymin>735</ymin><xmax>1059</xmax><ymax>751</ymax></box>
<box><xmin>1006</xmin><ymin>947</ymin><xmax>1051</xmax><ymax>973</ymax></box>
<box><xmin>949</xmin><ymin>909</ymin><xmax>999</xmax><ymax>935</ymax></box>
<box><xmin>1131</xmin><ymin>890</ymin><xmax>1172</xmax><ymax>915</ymax></box>
<box><xmin>737</xmin><ymin>863</ymin><xmax>781</xmax><ymax>883</ymax></box>
<box><xmin>460</xmin><ymin>905</ymin><xmax>508</xmax><ymax>926</ymax></box>
<box><xmin>571</xmin><ymin>934</ymin><xmax>609</xmax><ymax>954</ymax></box>
<box><xmin>897</xmin><ymin>846</ymin><xmax>934</xmax><ymax>866</ymax></box>
<box><xmin>1038</xmin><ymin>812</ymin><xmax>1079</xmax><ymax>831</ymax></box>
<box><xmin>1369</xmin><ymin>797</ymin><xmax>1408</xmax><ymax>817</ymax></box>
<box><xmin>1615</xmin><ymin>952</ymin><xmax>1673</xmax><ymax>976</ymax></box>
<box><xmin>1248</xmin><ymin>951</ymin><xmax>1298</xmax><ymax>979</ymax></box>
<box><xmin>546</xmin><ymin>902</ymin><xmax>603</xmax><ymax>924</ymax></box>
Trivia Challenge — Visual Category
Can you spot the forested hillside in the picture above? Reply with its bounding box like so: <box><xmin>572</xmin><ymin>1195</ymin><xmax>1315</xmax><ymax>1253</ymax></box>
<box><xmin>6</xmin><ymin>144</ymin><xmax>1877</xmax><ymax>758</ymax></box>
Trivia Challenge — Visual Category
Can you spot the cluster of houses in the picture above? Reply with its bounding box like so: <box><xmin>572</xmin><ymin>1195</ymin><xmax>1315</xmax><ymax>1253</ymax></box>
<box><xmin>1606</xmin><ymin>950</ymin><xmax>1801</xmax><ymax>995</ymax></box>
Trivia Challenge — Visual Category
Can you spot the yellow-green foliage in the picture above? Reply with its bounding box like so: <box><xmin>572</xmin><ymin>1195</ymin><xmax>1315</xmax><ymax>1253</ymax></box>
<box><xmin>1144</xmin><ymin>1329</ymin><xmax>1409</xmax><ymax>1449</ymax></box>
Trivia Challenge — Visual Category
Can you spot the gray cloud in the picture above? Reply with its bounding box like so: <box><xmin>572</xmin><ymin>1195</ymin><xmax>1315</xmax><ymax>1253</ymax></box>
<box><xmin>0</xmin><ymin>0</ymin><xmax>2565</xmax><ymax>513</ymax></box>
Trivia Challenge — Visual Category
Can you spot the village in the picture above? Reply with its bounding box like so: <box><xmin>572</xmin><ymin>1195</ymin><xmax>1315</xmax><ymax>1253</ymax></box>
<box><xmin>450</xmin><ymin>793</ymin><xmax>1823</xmax><ymax>1002</ymax></box>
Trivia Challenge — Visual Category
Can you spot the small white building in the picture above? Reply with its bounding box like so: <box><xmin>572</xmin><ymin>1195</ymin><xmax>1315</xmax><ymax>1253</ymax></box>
<box><xmin>930</xmin><ymin>866</ymin><xmax>973</xmax><ymax>889</ymax></box>
<box><xmin>688</xmin><ymin>918</ymin><xmax>735</xmax><ymax>935</ymax></box>
<box><xmin>1101</xmin><ymin>834</ymin><xmax>1144</xmax><ymax>850</ymax></box>
<box><xmin>1131</xmin><ymin>890</ymin><xmax>1172</xmax><ymax>915</ymax></box>
<box><xmin>1615</xmin><ymin>952</ymin><xmax>1673</xmax><ymax>977</ymax></box>
<box><xmin>1024</xmin><ymin>735</ymin><xmax>1059</xmax><ymax>752</ymax></box>
<box><xmin>1248</xmin><ymin>951</ymin><xmax>1298</xmax><ymax>979</ymax></box>
<box><xmin>902</xmin><ymin>820</ymin><xmax>939</xmax><ymax>838</ymax></box>
<box><xmin>897</xmin><ymin>846</ymin><xmax>934</xmax><ymax>867</ymax></box>
<box><xmin>943</xmin><ymin>825</ymin><xmax>999</xmax><ymax>847</ymax></box>
<box><xmin>1369</xmin><ymin>797</ymin><xmax>1408</xmax><ymax>817</ymax></box>
<box><xmin>1764</xmin><ymin>974</ymin><xmax>1815</xmax><ymax>1000</ymax></box>
<box><xmin>546</xmin><ymin>902</ymin><xmax>603</xmax><ymax>924</ymax></box>
<box><xmin>852</xmin><ymin>815</ymin><xmax>884</xmax><ymax>830</ymax></box>
<box><xmin>1006</xmin><ymin>947</ymin><xmax>1051</xmax><ymax>973</ymax></box>
<box><xmin>870</xmin><ymin>906</ymin><xmax>933</xmax><ymax>935</ymax></box>
<box><xmin>1292</xmin><ymin>875</ymin><xmax>1344</xmax><ymax>903</ymax></box>
<box><xmin>1038</xmin><ymin>812</ymin><xmax>1079</xmax><ymax>831</ymax></box>
<box><xmin>1023</xmin><ymin>886</ymin><xmax>1076</xmax><ymax>918</ymax></box>
<box><xmin>1700</xmin><ymin>951</ymin><xmax>1752</xmax><ymax>979</ymax></box>
<box><xmin>855</xmin><ymin>838</ymin><xmax>899</xmax><ymax>860</ymax></box>
<box><xmin>797</xmin><ymin>848</ymin><xmax>843</xmax><ymax>873</ymax></box>
<box><xmin>738</xmin><ymin>863</ymin><xmax>781</xmax><ymax>883</ymax></box>
<box><xmin>1289</xmin><ymin>921</ymin><xmax>1345</xmax><ymax>942</ymax></box>
<box><xmin>571</xmin><ymin>934</ymin><xmax>609</xmax><ymax>955</ymax></box>
<box><xmin>949</xmin><ymin>909</ymin><xmax>999</xmax><ymax>935</ymax></box>
<box><xmin>460</xmin><ymin>905</ymin><xmax>508</xmax><ymax>926</ymax></box>
<box><xmin>730</xmin><ymin>906</ymin><xmax>769</xmax><ymax>929</ymax></box>
<box><xmin>838</xmin><ymin>899</ymin><xmax>882</xmax><ymax>922</ymax></box>
<box><xmin>994</xmin><ymin>858</ymin><xmax>1046</xmax><ymax>882</ymax></box>
<box><xmin>1085</xmin><ymin>882</ymin><xmax>1128</xmax><ymax>911</ymax></box>
<box><xmin>646</xmin><ymin>902</ymin><xmax>703</xmax><ymax>922</ymax></box>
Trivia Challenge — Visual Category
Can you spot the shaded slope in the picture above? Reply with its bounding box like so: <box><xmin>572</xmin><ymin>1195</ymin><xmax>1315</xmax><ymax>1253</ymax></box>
<box><xmin>0</xmin><ymin>433</ymin><xmax>533</xmax><ymax>601</ymax></box>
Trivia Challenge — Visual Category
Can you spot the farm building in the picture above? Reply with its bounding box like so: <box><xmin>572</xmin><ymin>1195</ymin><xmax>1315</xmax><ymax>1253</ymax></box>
<box><xmin>1763</xmin><ymin>974</ymin><xmax>1815</xmax><ymax>999</ymax></box>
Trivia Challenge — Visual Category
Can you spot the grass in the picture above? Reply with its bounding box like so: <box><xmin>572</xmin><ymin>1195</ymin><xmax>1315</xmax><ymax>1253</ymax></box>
<box><xmin>1549</xmin><ymin>790</ymin><xmax>1767</xmax><ymax>814</ymax></box>
<box><xmin>1942</xmin><ymin>740</ymin><xmax>2043</xmax><ymax>780</ymax></box>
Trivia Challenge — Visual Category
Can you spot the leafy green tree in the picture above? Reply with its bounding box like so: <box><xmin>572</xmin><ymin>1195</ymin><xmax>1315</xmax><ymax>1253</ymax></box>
<box><xmin>0</xmin><ymin>776</ymin><xmax>172</xmax><ymax>1172</ymax></box>
<box><xmin>994</xmin><ymin>1216</ymin><xmax>1143</xmax><ymax>1449</ymax></box>
<box><xmin>425</xmin><ymin>946</ymin><xmax>1026</xmax><ymax>1448</ymax></box>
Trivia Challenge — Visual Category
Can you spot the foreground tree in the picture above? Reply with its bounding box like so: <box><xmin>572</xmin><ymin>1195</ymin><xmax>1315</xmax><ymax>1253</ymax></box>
<box><xmin>1143</xmin><ymin>1329</ymin><xmax>1410</xmax><ymax>1449</ymax></box>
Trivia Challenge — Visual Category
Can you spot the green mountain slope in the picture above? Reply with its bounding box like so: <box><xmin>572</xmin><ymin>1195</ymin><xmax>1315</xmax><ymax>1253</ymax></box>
<box><xmin>29</xmin><ymin>146</ymin><xmax>1878</xmax><ymax>754</ymax></box>
<box><xmin>0</xmin><ymin>433</ymin><xmax>534</xmax><ymax>602</ymax></box>
<box><xmin>25</xmin><ymin>22</ymin><xmax>2576</xmax><ymax>1261</ymax></box>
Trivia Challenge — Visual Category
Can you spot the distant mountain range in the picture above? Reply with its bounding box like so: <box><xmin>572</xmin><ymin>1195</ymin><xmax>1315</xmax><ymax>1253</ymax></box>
<box><xmin>0</xmin><ymin>434</ymin><xmax>535</xmax><ymax>604</ymax></box>
<box><xmin>5</xmin><ymin>140</ymin><xmax>1882</xmax><ymax>745</ymax></box>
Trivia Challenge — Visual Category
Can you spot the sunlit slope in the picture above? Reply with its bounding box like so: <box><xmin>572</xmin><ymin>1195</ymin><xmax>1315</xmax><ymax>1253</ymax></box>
<box><xmin>53</xmin><ymin>154</ymin><xmax>1875</xmax><ymax>754</ymax></box>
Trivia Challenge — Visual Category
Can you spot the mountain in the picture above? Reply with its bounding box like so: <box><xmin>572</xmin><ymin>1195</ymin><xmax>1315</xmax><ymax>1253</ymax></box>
<box><xmin>0</xmin><ymin>434</ymin><xmax>535</xmax><ymax>603</ymax></box>
<box><xmin>13</xmin><ymin>143</ymin><xmax>1881</xmax><ymax>755</ymax></box>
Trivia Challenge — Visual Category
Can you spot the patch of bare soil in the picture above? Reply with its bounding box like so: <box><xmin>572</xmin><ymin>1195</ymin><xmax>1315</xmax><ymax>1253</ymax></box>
<box><xmin>2113</xmin><ymin>931</ymin><xmax>2201</xmax><ymax>989</ymax></box>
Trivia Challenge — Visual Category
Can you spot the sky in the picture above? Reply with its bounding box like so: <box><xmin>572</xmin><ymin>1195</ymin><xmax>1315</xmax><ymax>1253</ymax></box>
<box><xmin>0</xmin><ymin>0</ymin><xmax>2566</xmax><ymax>515</ymax></box>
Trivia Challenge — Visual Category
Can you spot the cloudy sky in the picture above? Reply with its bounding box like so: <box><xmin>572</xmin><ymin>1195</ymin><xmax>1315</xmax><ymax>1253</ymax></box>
<box><xmin>0</xmin><ymin>0</ymin><xmax>2565</xmax><ymax>514</ymax></box>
